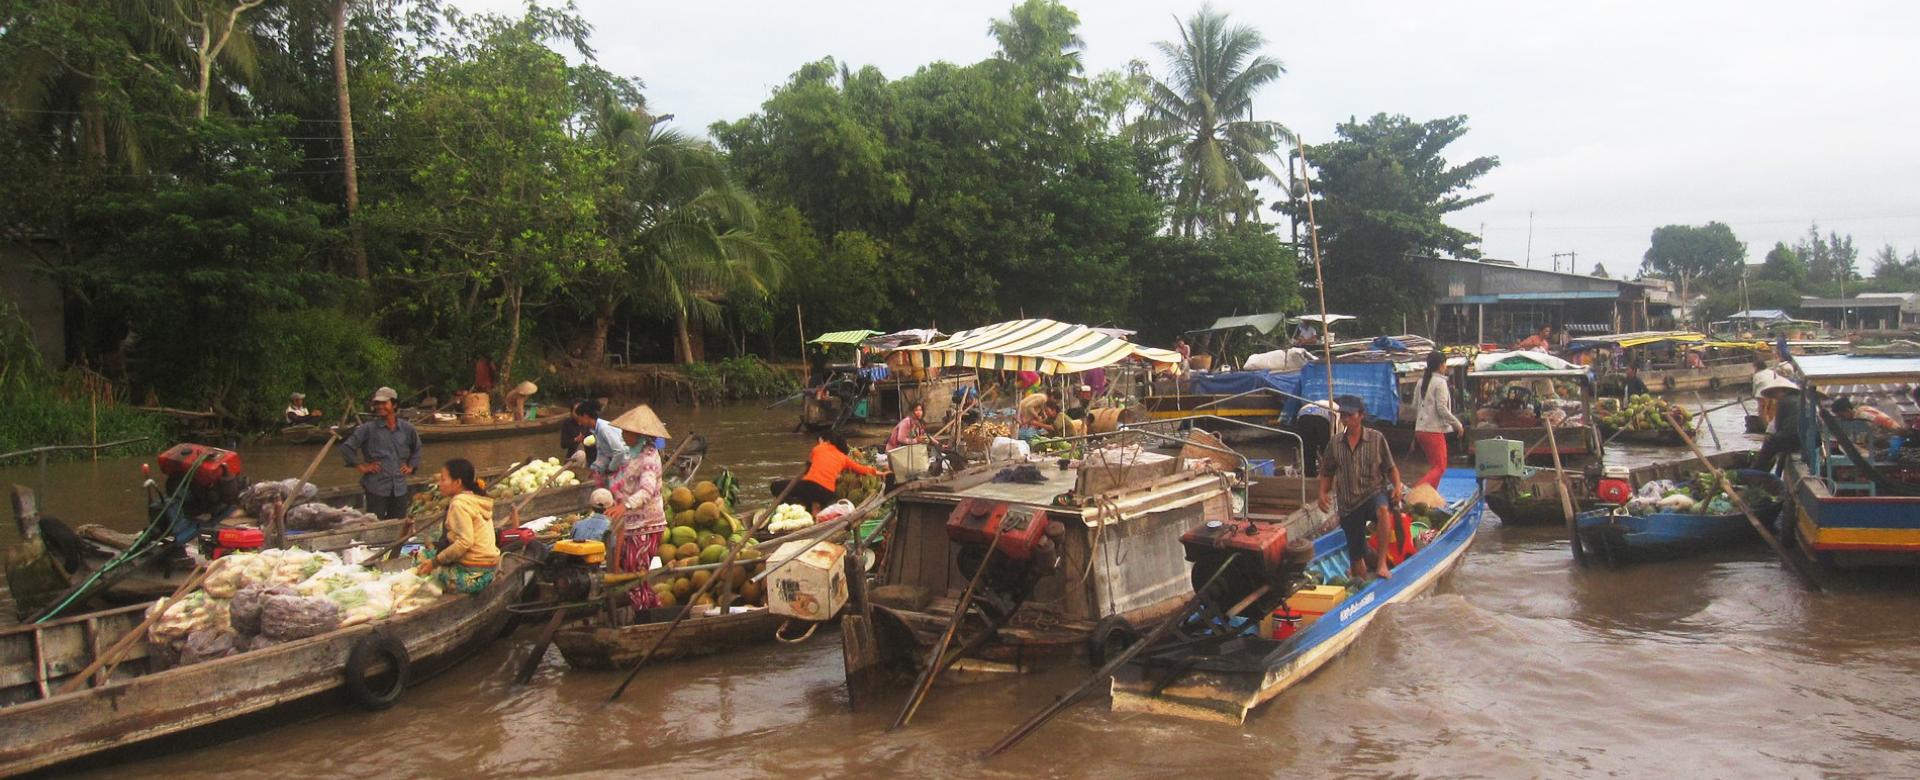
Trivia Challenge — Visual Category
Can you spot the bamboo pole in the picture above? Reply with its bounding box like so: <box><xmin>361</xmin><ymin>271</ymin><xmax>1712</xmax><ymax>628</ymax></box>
<box><xmin>57</xmin><ymin>564</ymin><xmax>213</xmax><ymax>695</ymax></box>
<box><xmin>1664</xmin><ymin>415</ymin><xmax>1821</xmax><ymax>591</ymax></box>
<box><xmin>1295</xmin><ymin>138</ymin><xmax>1338</xmax><ymax>415</ymax></box>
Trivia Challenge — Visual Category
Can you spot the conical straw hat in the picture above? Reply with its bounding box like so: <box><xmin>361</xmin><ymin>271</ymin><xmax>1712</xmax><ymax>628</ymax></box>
<box><xmin>512</xmin><ymin>380</ymin><xmax>539</xmax><ymax>397</ymax></box>
<box><xmin>609</xmin><ymin>404</ymin><xmax>671</xmax><ymax>439</ymax></box>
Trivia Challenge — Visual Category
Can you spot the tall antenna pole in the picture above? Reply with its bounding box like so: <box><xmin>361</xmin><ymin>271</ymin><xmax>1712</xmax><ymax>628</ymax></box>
<box><xmin>1526</xmin><ymin>210</ymin><xmax>1535</xmax><ymax>267</ymax></box>
<box><xmin>1296</xmin><ymin>138</ymin><xmax>1337</xmax><ymax>408</ymax></box>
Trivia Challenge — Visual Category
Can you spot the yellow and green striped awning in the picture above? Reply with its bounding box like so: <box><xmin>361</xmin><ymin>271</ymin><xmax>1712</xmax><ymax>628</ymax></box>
<box><xmin>896</xmin><ymin>319</ymin><xmax>1177</xmax><ymax>375</ymax></box>
<box><xmin>809</xmin><ymin>329</ymin><xmax>882</xmax><ymax>345</ymax></box>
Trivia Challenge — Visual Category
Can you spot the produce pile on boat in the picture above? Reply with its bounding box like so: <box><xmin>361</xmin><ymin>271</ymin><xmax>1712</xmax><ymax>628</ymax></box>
<box><xmin>238</xmin><ymin>478</ymin><xmax>319</xmax><ymax>516</ymax></box>
<box><xmin>145</xmin><ymin>548</ymin><xmax>445</xmax><ymax>667</ymax></box>
<box><xmin>654</xmin><ymin>479</ymin><xmax>764</xmax><ymax>609</ymax></box>
<box><xmin>1595</xmin><ymin>395</ymin><xmax>1692</xmax><ymax>431</ymax></box>
<box><xmin>491</xmin><ymin>458</ymin><xmax>582</xmax><ymax>498</ymax></box>
<box><xmin>1620</xmin><ymin>475</ymin><xmax>1774</xmax><ymax>516</ymax></box>
<box><xmin>767</xmin><ymin>503</ymin><xmax>816</xmax><ymax>533</ymax></box>
<box><xmin>962</xmin><ymin>420</ymin><xmax>1015</xmax><ymax>453</ymax></box>
<box><xmin>836</xmin><ymin>449</ymin><xmax>884</xmax><ymax>504</ymax></box>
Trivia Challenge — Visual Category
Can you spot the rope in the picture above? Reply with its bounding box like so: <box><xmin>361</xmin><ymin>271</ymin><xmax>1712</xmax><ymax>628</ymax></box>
<box><xmin>774</xmin><ymin>619</ymin><xmax>819</xmax><ymax>644</ymax></box>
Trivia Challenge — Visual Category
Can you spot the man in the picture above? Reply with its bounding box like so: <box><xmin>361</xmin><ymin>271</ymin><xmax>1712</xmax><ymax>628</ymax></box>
<box><xmin>573</xmin><ymin>400</ymin><xmax>629</xmax><ymax>486</ymax></box>
<box><xmin>1073</xmin><ymin>384</ymin><xmax>1096</xmax><ymax>416</ymax></box>
<box><xmin>571</xmin><ymin>489</ymin><xmax>615</xmax><ymax>546</ymax></box>
<box><xmin>1754</xmin><ymin>379</ymin><xmax>1802</xmax><ymax>473</ymax></box>
<box><xmin>1317</xmin><ymin>396</ymin><xmax>1403</xmax><ymax>580</ymax></box>
<box><xmin>1293</xmin><ymin>398</ymin><xmax>1337</xmax><ymax>477</ymax></box>
<box><xmin>1516</xmin><ymin>325</ymin><xmax>1552</xmax><ymax>351</ymax></box>
<box><xmin>341</xmin><ymin>386</ymin><xmax>423</xmax><ymax>520</ymax></box>
<box><xmin>1017</xmin><ymin>389</ymin><xmax>1058</xmax><ymax>440</ymax></box>
<box><xmin>1174</xmin><ymin>337</ymin><xmax>1192</xmax><ymax>365</ymax></box>
<box><xmin>1292</xmin><ymin>323</ymin><xmax>1320</xmax><ymax>347</ymax></box>
<box><xmin>284</xmin><ymin>392</ymin><xmax>323</xmax><ymax>425</ymax></box>
<box><xmin>1751</xmin><ymin>359</ymin><xmax>1780</xmax><ymax>429</ymax></box>
<box><xmin>1620</xmin><ymin>365</ymin><xmax>1649</xmax><ymax>398</ymax></box>
<box><xmin>503</xmin><ymin>380</ymin><xmax>538</xmax><ymax>421</ymax></box>
<box><xmin>559</xmin><ymin>399</ymin><xmax>598</xmax><ymax>462</ymax></box>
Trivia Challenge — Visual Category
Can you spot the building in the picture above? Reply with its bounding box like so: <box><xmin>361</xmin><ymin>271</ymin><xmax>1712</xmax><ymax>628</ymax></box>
<box><xmin>1423</xmin><ymin>256</ymin><xmax>1672</xmax><ymax>345</ymax></box>
<box><xmin>1796</xmin><ymin>294</ymin><xmax>1919</xmax><ymax>330</ymax></box>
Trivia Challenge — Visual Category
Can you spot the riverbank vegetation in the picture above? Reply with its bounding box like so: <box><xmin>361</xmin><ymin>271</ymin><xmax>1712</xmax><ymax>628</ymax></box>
<box><xmin>5</xmin><ymin>0</ymin><xmax>1504</xmax><ymax>435</ymax></box>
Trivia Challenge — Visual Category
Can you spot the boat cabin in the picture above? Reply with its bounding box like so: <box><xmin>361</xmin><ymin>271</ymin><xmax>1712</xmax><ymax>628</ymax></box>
<box><xmin>1782</xmin><ymin>354</ymin><xmax>1920</xmax><ymax>567</ymax></box>
<box><xmin>1465</xmin><ymin>351</ymin><xmax>1599</xmax><ymax>464</ymax></box>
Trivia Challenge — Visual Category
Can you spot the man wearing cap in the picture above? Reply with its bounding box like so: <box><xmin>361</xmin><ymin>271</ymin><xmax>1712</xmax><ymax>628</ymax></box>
<box><xmin>571</xmin><ymin>489</ymin><xmax>615</xmax><ymax>546</ymax></box>
<box><xmin>342</xmin><ymin>386</ymin><xmax>423</xmax><ymax>519</ymax></box>
<box><xmin>284</xmin><ymin>392</ymin><xmax>323</xmax><ymax>425</ymax></box>
<box><xmin>572</xmin><ymin>400</ymin><xmax>629</xmax><ymax>486</ymax></box>
<box><xmin>1317</xmin><ymin>395</ymin><xmax>1403</xmax><ymax>580</ymax></box>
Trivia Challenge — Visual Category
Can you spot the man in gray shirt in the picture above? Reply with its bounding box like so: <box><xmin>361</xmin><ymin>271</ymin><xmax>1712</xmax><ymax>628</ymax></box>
<box><xmin>342</xmin><ymin>386</ymin><xmax>423</xmax><ymax>519</ymax></box>
<box><xmin>1317</xmin><ymin>395</ymin><xmax>1404</xmax><ymax>581</ymax></box>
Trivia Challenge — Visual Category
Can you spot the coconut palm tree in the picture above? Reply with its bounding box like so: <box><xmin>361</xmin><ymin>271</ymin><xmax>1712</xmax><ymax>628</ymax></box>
<box><xmin>1136</xmin><ymin>6</ymin><xmax>1291</xmax><ymax>237</ymax></box>
<box><xmin>591</xmin><ymin>101</ymin><xmax>783</xmax><ymax>364</ymax></box>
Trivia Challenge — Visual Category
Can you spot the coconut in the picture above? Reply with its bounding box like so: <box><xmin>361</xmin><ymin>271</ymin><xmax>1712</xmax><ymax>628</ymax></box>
<box><xmin>669</xmin><ymin>486</ymin><xmax>695</xmax><ymax>512</ymax></box>
<box><xmin>699</xmin><ymin>544</ymin><xmax>728</xmax><ymax>565</ymax></box>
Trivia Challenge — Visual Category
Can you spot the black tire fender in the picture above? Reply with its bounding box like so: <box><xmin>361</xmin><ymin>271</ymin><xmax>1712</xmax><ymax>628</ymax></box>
<box><xmin>1087</xmin><ymin>615</ymin><xmax>1140</xmax><ymax>666</ymax></box>
<box><xmin>1662</xmin><ymin>375</ymin><xmax>1677</xmax><ymax>391</ymax></box>
<box><xmin>344</xmin><ymin>630</ymin><xmax>411</xmax><ymax>711</ymax></box>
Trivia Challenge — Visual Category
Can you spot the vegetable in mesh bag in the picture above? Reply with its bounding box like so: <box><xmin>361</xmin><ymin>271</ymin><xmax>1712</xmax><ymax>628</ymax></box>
<box><xmin>179</xmin><ymin>627</ymin><xmax>241</xmax><ymax>666</ymax></box>
<box><xmin>239</xmin><ymin>479</ymin><xmax>318</xmax><ymax>516</ymax></box>
<box><xmin>260</xmin><ymin>593</ymin><xmax>341</xmax><ymax>641</ymax></box>
<box><xmin>230</xmin><ymin>582</ymin><xmax>296</xmax><ymax>636</ymax></box>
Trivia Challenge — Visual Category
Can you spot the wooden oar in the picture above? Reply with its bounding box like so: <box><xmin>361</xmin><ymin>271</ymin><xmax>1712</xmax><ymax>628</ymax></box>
<box><xmin>1541</xmin><ymin>423</ymin><xmax>1586</xmax><ymax>565</ymax></box>
<box><xmin>1663</xmin><ymin>416</ymin><xmax>1821</xmax><ymax>591</ymax></box>
<box><xmin>982</xmin><ymin>555</ymin><xmax>1237</xmax><ymax>758</ymax></box>
<box><xmin>1692</xmin><ymin>391</ymin><xmax>1723</xmax><ymax>450</ymax></box>
<box><xmin>269</xmin><ymin>430</ymin><xmax>341</xmax><ymax>548</ymax></box>
<box><xmin>57</xmin><ymin>563</ymin><xmax>213</xmax><ymax>695</ymax></box>
<box><xmin>891</xmin><ymin>523</ymin><xmax>1006</xmax><ymax>731</ymax></box>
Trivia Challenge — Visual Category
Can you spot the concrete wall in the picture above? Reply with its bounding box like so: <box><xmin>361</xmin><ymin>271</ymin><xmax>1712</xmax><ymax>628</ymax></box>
<box><xmin>0</xmin><ymin>243</ymin><xmax>64</xmax><ymax>364</ymax></box>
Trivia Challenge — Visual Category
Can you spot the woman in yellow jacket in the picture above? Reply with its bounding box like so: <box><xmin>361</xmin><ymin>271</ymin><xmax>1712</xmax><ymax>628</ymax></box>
<box><xmin>415</xmin><ymin>458</ymin><xmax>500</xmax><ymax>594</ymax></box>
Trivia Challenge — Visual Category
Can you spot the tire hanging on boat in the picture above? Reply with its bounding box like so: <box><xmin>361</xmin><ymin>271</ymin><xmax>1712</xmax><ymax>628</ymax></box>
<box><xmin>1087</xmin><ymin>615</ymin><xmax>1139</xmax><ymax>666</ymax></box>
<box><xmin>344</xmin><ymin>630</ymin><xmax>411</xmax><ymax>711</ymax></box>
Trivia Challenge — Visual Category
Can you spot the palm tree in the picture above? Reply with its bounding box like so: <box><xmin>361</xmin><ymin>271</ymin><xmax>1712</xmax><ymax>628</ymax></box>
<box><xmin>1136</xmin><ymin>6</ymin><xmax>1291</xmax><ymax>236</ymax></box>
<box><xmin>591</xmin><ymin>102</ymin><xmax>783</xmax><ymax>364</ymax></box>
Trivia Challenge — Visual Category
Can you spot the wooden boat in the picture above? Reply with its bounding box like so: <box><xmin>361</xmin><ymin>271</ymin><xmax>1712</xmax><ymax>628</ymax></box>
<box><xmin>1779</xmin><ymin>353</ymin><xmax>1920</xmax><ymax>568</ymax></box>
<box><xmin>0</xmin><ymin>555</ymin><xmax>533</xmax><ymax>776</ymax></box>
<box><xmin>841</xmin><ymin>437</ymin><xmax>1239</xmax><ymax>683</ymax></box>
<box><xmin>1482</xmin><ymin>450</ymin><xmax>1757</xmax><ymax>527</ymax></box>
<box><xmin>1573</xmin><ymin>470</ymin><xmax>1784</xmax><ymax>565</ymax></box>
<box><xmin>1571</xmin><ymin>331</ymin><xmax>1760</xmax><ymax>394</ymax></box>
<box><xmin>279</xmin><ymin>411</ymin><xmax>567</xmax><ymax>445</ymax></box>
<box><xmin>1598</xmin><ymin>424</ymin><xmax>1687</xmax><ymax>447</ymax></box>
<box><xmin>1465</xmin><ymin>353</ymin><xmax>1602</xmax><ymax>467</ymax></box>
<box><xmin>1110</xmin><ymin>468</ymin><xmax>1487</xmax><ymax>723</ymax></box>
<box><xmin>552</xmin><ymin>604</ymin><xmax>784</xmax><ymax>669</ymax></box>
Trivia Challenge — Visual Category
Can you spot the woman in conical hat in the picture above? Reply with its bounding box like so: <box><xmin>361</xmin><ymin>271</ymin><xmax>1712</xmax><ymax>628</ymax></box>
<box><xmin>605</xmin><ymin>404</ymin><xmax>672</xmax><ymax>610</ymax></box>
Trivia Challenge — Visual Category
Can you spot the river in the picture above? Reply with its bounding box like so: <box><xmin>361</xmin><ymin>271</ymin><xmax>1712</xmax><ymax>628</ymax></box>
<box><xmin>9</xmin><ymin>397</ymin><xmax>1920</xmax><ymax>777</ymax></box>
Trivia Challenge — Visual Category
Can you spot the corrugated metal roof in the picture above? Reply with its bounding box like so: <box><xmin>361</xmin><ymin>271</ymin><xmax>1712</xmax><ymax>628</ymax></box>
<box><xmin>1794</xmin><ymin>354</ymin><xmax>1920</xmax><ymax>382</ymax></box>
<box><xmin>1495</xmin><ymin>291</ymin><xmax>1621</xmax><ymax>301</ymax></box>
<box><xmin>1800</xmin><ymin>298</ymin><xmax>1901</xmax><ymax>308</ymax></box>
<box><xmin>1197</xmin><ymin>313</ymin><xmax>1287</xmax><ymax>334</ymax></box>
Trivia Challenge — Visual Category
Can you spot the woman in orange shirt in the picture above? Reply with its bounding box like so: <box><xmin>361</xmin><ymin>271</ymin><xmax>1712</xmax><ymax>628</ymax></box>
<box><xmin>775</xmin><ymin>433</ymin><xmax>885</xmax><ymax>512</ymax></box>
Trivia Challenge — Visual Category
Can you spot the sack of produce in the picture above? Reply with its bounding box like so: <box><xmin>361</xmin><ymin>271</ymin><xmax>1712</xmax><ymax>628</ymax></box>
<box><xmin>179</xmin><ymin>627</ymin><xmax>240</xmax><ymax>666</ymax></box>
<box><xmin>230</xmin><ymin>582</ymin><xmax>296</xmax><ymax>636</ymax></box>
<box><xmin>239</xmin><ymin>478</ymin><xmax>318</xmax><ymax>516</ymax></box>
<box><xmin>147</xmin><ymin>591</ymin><xmax>228</xmax><ymax>645</ymax></box>
<box><xmin>260</xmin><ymin>593</ymin><xmax>341</xmax><ymax>641</ymax></box>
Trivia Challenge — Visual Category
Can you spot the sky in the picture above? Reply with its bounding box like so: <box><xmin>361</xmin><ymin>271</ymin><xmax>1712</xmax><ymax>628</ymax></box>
<box><xmin>452</xmin><ymin>0</ymin><xmax>1920</xmax><ymax>280</ymax></box>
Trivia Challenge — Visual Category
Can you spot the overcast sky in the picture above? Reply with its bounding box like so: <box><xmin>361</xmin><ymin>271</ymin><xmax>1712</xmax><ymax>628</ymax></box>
<box><xmin>456</xmin><ymin>0</ymin><xmax>1920</xmax><ymax>280</ymax></box>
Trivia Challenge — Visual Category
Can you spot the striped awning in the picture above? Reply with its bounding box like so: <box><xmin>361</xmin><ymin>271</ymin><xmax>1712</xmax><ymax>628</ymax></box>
<box><xmin>809</xmin><ymin>329</ymin><xmax>881</xmax><ymax>345</ymax></box>
<box><xmin>896</xmin><ymin>319</ymin><xmax>1174</xmax><ymax>375</ymax></box>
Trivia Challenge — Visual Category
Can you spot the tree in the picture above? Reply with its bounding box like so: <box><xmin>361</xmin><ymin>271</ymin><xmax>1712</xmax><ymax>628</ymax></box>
<box><xmin>1702</xmin><ymin>280</ymin><xmax>1799</xmax><ymax>328</ymax></box>
<box><xmin>1590</xmin><ymin>262</ymin><xmax>1610</xmax><ymax>279</ymax></box>
<box><xmin>1755</xmin><ymin>241</ymin><xmax>1806</xmax><ymax>289</ymax></box>
<box><xmin>332</xmin><ymin>0</ymin><xmax>367</xmax><ymax>280</ymax></box>
<box><xmin>1797</xmin><ymin>223</ymin><xmax>1858</xmax><ymax>289</ymax></box>
<box><xmin>1288</xmin><ymin>113</ymin><xmax>1497</xmax><ymax>329</ymax></box>
<box><xmin>1640</xmin><ymin>222</ymin><xmax>1745</xmax><ymax>320</ymax></box>
<box><xmin>1130</xmin><ymin>231</ymin><xmax>1301</xmax><ymax>342</ymax></box>
<box><xmin>1136</xmin><ymin>5</ymin><xmax>1290</xmax><ymax>236</ymax></box>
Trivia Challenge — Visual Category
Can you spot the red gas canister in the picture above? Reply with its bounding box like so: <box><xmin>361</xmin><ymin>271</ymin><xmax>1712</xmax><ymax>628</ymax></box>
<box><xmin>944</xmin><ymin>499</ymin><xmax>1051</xmax><ymax>561</ymax></box>
<box><xmin>157</xmin><ymin>444</ymin><xmax>244</xmax><ymax>489</ymax></box>
<box><xmin>1596</xmin><ymin>478</ymin><xmax>1632</xmax><ymax>505</ymax></box>
<box><xmin>497</xmin><ymin>527</ymin><xmax>536</xmax><ymax>548</ymax></box>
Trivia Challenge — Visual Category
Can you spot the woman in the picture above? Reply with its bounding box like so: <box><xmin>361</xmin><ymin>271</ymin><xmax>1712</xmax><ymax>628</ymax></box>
<box><xmin>776</xmin><ymin>433</ymin><xmax>885</xmax><ymax>512</ymax></box>
<box><xmin>1413</xmin><ymin>351</ymin><xmax>1465</xmax><ymax>488</ymax></box>
<box><xmin>414</xmin><ymin>458</ymin><xmax>500</xmax><ymax>594</ymax></box>
<box><xmin>886</xmin><ymin>402</ymin><xmax>929</xmax><ymax>451</ymax></box>
<box><xmin>605</xmin><ymin>405</ymin><xmax>671</xmax><ymax>610</ymax></box>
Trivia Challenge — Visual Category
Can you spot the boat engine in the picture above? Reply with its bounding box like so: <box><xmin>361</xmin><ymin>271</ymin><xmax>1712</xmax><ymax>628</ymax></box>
<box><xmin>1180</xmin><ymin>517</ymin><xmax>1312</xmax><ymax>621</ymax></box>
<box><xmin>152</xmin><ymin>443</ymin><xmax>248</xmax><ymax>552</ymax></box>
<box><xmin>542</xmin><ymin>540</ymin><xmax>606</xmax><ymax>601</ymax></box>
<box><xmin>944</xmin><ymin>498</ymin><xmax>1065</xmax><ymax>619</ymax></box>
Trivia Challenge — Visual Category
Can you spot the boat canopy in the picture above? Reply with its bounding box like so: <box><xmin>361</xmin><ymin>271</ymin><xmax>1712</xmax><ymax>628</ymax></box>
<box><xmin>1290</xmin><ymin>314</ymin><xmax>1355</xmax><ymax>326</ymax></box>
<box><xmin>862</xmin><ymin>328</ymin><xmax>944</xmax><ymax>350</ymax></box>
<box><xmin>810</xmin><ymin>329</ymin><xmax>882</xmax><ymax>345</ymax></box>
<box><xmin>1471</xmin><ymin>350</ymin><xmax>1581</xmax><ymax>373</ymax></box>
<box><xmin>1194</xmin><ymin>312</ymin><xmax>1288</xmax><ymax>335</ymax></box>
<box><xmin>1566</xmin><ymin>331</ymin><xmax>1706</xmax><ymax>350</ymax></box>
<box><xmin>894</xmin><ymin>318</ymin><xmax>1179</xmax><ymax>375</ymax></box>
<box><xmin>1792</xmin><ymin>354</ymin><xmax>1920</xmax><ymax>386</ymax></box>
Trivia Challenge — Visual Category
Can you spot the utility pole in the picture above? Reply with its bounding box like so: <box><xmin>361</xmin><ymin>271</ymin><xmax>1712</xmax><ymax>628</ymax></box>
<box><xmin>1525</xmin><ymin>210</ymin><xmax>1535</xmax><ymax>267</ymax></box>
<box><xmin>1551</xmin><ymin>251</ymin><xmax>1577</xmax><ymax>275</ymax></box>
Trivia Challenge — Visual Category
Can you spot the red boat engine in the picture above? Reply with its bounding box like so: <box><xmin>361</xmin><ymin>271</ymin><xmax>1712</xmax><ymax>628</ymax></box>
<box><xmin>944</xmin><ymin>499</ymin><xmax>1066</xmax><ymax>619</ymax></box>
<box><xmin>1180</xmin><ymin>517</ymin><xmax>1311</xmax><ymax>619</ymax></box>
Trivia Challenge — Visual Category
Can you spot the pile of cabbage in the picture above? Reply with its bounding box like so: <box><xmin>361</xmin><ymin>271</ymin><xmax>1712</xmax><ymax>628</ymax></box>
<box><xmin>146</xmin><ymin>548</ymin><xmax>445</xmax><ymax>667</ymax></box>
<box><xmin>1622</xmin><ymin>478</ymin><xmax>1737</xmax><ymax>517</ymax></box>
<box><xmin>767</xmin><ymin>503</ymin><xmax>816</xmax><ymax>533</ymax></box>
<box><xmin>490</xmin><ymin>457</ymin><xmax>581</xmax><ymax>499</ymax></box>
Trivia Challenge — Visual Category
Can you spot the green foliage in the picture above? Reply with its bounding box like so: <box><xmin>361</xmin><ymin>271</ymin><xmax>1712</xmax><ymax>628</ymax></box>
<box><xmin>1130</xmin><ymin>232</ymin><xmax>1302</xmax><ymax>342</ymax></box>
<box><xmin>0</xmin><ymin>304</ymin><xmax>174</xmax><ymax>458</ymax></box>
<box><xmin>1870</xmin><ymin>245</ymin><xmax>1920</xmax><ymax>287</ymax></box>
<box><xmin>1796</xmin><ymin>222</ymin><xmax>1859</xmax><ymax>288</ymax></box>
<box><xmin>683</xmin><ymin>357</ymin><xmax>798</xmax><ymax>401</ymax></box>
<box><xmin>1135</xmin><ymin>6</ymin><xmax>1291</xmax><ymax>236</ymax></box>
<box><xmin>1640</xmin><ymin>222</ymin><xmax>1745</xmax><ymax>310</ymax></box>
<box><xmin>1756</xmin><ymin>242</ymin><xmax>1807</xmax><ymax>289</ymax></box>
<box><xmin>1291</xmin><ymin>114</ymin><xmax>1497</xmax><ymax>331</ymax></box>
<box><xmin>1701</xmin><ymin>280</ymin><xmax>1800</xmax><ymax>328</ymax></box>
<box><xmin>223</xmin><ymin>307</ymin><xmax>401</xmax><ymax>425</ymax></box>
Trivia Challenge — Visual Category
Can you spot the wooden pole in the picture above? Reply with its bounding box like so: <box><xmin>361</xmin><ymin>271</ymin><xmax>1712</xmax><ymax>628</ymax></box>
<box><xmin>1541</xmin><ymin>422</ymin><xmax>1586</xmax><ymax>565</ymax></box>
<box><xmin>1664</xmin><ymin>415</ymin><xmax>1821</xmax><ymax>590</ymax></box>
<box><xmin>1295</xmin><ymin>139</ymin><xmax>1338</xmax><ymax>413</ymax></box>
<box><xmin>892</xmin><ymin>526</ymin><xmax>1004</xmax><ymax>730</ymax></box>
<box><xmin>58</xmin><ymin>564</ymin><xmax>212</xmax><ymax>694</ymax></box>
<box><xmin>796</xmin><ymin>304</ymin><xmax>807</xmax><ymax>364</ymax></box>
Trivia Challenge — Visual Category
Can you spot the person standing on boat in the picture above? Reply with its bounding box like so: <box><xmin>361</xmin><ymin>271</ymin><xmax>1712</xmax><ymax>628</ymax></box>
<box><xmin>1754</xmin><ymin>378</ymin><xmax>1803</xmax><ymax>473</ymax></box>
<box><xmin>1318</xmin><ymin>395</ymin><xmax>1403</xmax><ymax>581</ymax></box>
<box><xmin>1413</xmin><ymin>351</ymin><xmax>1465</xmax><ymax>488</ymax></box>
<box><xmin>284</xmin><ymin>392</ymin><xmax>324</xmax><ymax>425</ymax></box>
<box><xmin>1620</xmin><ymin>365</ymin><xmax>1650</xmax><ymax>398</ymax></box>
<box><xmin>1293</xmin><ymin>398</ymin><xmax>1337</xmax><ymax>477</ymax></box>
<box><xmin>573</xmin><ymin>400</ymin><xmax>629</xmax><ymax>487</ymax></box>
<box><xmin>605</xmin><ymin>404</ymin><xmax>672</xmax><ymax>610</ymax></box>
<box><xmin>413</xmin><ymin>458</ymin><xmax>499</xmax><ymax>594</ymax></box>
<box><xmin>341</xmin><ymin>386</ymin><xmax>422</xmax><ymax>520</ymax></box>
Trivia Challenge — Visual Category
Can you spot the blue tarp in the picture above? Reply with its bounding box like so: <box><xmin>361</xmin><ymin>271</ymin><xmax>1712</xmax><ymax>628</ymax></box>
<box><xmin>1188</xmin><ymin>370</ymin><xmax>1300</xmax><ymax>397</ymax></box>
<box><xmin>1294</xmin><ymin>363</ymin><xmax>1401</xmax><ymax>424</ymax></box>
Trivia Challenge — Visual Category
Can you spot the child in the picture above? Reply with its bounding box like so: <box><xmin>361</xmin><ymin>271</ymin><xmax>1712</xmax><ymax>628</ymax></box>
<box><xmin>571</xmin><ymin>488</ymin><xmax>615</xmax><ymax>546</ymax></box>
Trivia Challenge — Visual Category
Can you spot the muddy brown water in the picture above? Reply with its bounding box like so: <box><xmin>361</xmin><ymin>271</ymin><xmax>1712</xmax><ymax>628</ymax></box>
<box><xmin>7</xmin><ymin>397</ymin><xmax>1920</xmax><ymax>777</ymax></box>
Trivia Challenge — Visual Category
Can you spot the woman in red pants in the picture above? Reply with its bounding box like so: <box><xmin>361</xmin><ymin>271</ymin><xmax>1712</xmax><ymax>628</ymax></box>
<box><xmin>1413</xmin><ymin>350</ymin><xmax>1465</xmax><ymax>488</ymax></box>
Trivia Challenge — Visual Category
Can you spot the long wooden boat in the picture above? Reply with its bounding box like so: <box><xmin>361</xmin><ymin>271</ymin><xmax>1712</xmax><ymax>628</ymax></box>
<box><xmin>1777</xmin><ymin>353</ymin><xmax>1920</xmax><ymax>568</ymax></box>
<box><xmin>1465</xmin><ymin>356</ymin><xmax>1602</xmax><ymax>467</ymax></box>
<box><xmin>552</xmin><ymin>605</ymin><xmax>783</xmax><ymax>669</ymax></box>
<box><xmin>842</xmin><ymin>438</ymin><xmax>1238</xmax><ymax>685</ymax></box>
<box><xmin>0</xmin><ymin>556</ymin><xmax>533</xmax><ymax>776</ymax></box>
<box><xmin>279</xmin><ymin>412</ymin><xmax>566</xmax><ymax>445</ymax></box>
<box><xmin>1110</xmin><ymin>467</ymin><xmax>1486</xmax><ymax>723</ymax></box>
<box><xmin>1482</xmin><ymin>450</ymin><xmax>1757</xmax><ymax>527</ymax></box>
<box><xmin>1572</xmin><ymin>470</ymin><xmax>1784</xmax><ymax>565</ymax></box>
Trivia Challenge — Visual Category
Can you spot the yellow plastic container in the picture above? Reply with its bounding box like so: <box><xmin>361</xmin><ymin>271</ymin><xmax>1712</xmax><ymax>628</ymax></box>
<box><xmin>552</xmin><ymin>539</ymin><xmax>606</xmax><ymax>565</ymax></box>
<box><xmin>1285</xmin><ymin>584</ymin><xmax>1348</xmax><ymax>627</ymax></box>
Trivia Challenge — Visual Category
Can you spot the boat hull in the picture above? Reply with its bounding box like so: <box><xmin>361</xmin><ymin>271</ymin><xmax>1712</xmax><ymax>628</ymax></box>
<box><xmin>1111</xmin><ymin>469</ymin><xmax>1486</xmax><ymax>723</ymax></box>
<box><xmin>1787</xmin><ymin>461</ymin><xmax>1920</xmax><ymax>567</ymax></box>
<box><xmin>552</xmin><ymin>606</ymin><xmax>784</xmax><ymax>670</ymax></box>
<box><xmin>1574</xmin><ymin>507</ymin><xmax>1773</xmax><ymax>565</ymax></box>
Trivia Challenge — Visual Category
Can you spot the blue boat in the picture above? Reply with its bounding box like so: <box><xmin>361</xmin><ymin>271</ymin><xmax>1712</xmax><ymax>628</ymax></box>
<box><xmin>1572</xmin><ymin>470</ymin><xmax>1784</xmax><ymax>566</ymax></box>
<box><xmin>1109</xmin><ymin>468</ymin><xmax>1486</xmax><ymax>723</ymax></box>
